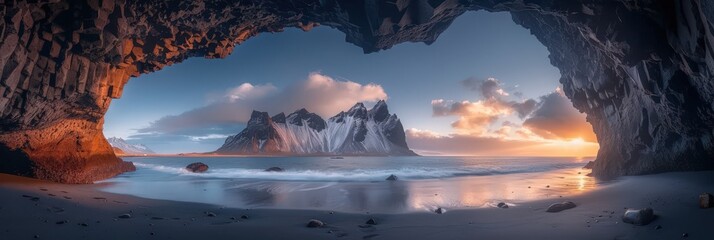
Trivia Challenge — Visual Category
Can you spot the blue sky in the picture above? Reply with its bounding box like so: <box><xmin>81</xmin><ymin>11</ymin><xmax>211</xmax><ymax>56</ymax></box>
<box><xmin>104</xmin><ymin>11</ymin><xmax>595</xmax><ymax>154</ymax></box>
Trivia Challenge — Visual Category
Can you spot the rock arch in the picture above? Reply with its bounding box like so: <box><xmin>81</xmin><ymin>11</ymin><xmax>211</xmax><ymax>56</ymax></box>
<box><xmin>1</xmin><ymin>0</ymin><xmax>713</xmax><ymax>182</ymax></box>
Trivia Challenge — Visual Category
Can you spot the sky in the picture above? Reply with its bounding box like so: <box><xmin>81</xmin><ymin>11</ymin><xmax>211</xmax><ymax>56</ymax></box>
<box><xmin>104</xmin><ymin>11</ymin><xmax>599</xmax><ymax>155</ymax></box>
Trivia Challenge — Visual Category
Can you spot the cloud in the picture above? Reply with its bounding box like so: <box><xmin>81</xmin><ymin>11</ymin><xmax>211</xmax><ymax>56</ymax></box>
<box><xmin>522</xmin><ymin>89</ymin><xmax>597</xmax><ymax>142</ymax></box>
<box><xmin>431</xmin><ymin>98</ymin><xmax>512</xmax><ymax>134</ymax></box>
<box><xmin>430</xmin><ymin>77</ymin><xmax>596</xmax><ymax>145</ymax></box>
<box><xmin>405</xmin><ymin>128</ymin><xmax>599</xmax><ymax>156</ymax></box>
<box><xmin>135</xmin><ymin>72</ymin><xmax>388</xmax><ymax>137</ymax></box>
<box><xmin>462</xmin><ymin>77</ymin><xmax>510</xmax><ymax>98</ymax></box>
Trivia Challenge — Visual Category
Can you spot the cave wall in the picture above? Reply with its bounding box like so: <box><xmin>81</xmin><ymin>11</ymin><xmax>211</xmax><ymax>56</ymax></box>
<box><xmin>0</xmin><ymin>0</ymin><xmax>712</xmax><ymax>182</ymax></box>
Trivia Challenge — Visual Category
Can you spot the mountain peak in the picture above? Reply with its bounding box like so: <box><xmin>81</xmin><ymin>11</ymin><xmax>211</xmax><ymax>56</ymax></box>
<box><xmin>347</xmin><ymin>102</ymin><xmax>367</xmax><ymax>118</ymax></box>
<box><xmin>248</xmin><ymin>110</ymin><xmax>271</xmax><ymax>125</ymax></box>
<box><xmin>369</xmin><ymin>100</ymin><xmax>390</xmax><ymax>122</ymax></box>
<box><xmin>272</xmin><ymin>112</ymin><xmax>286</xmax><ymax>123</ymax></box>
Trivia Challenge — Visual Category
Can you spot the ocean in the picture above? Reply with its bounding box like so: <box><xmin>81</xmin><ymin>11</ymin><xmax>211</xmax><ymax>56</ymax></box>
<box><xmin>98</xmin><ymin>156</ymin><xmax>599</xmax><ymax>213</ymax></box>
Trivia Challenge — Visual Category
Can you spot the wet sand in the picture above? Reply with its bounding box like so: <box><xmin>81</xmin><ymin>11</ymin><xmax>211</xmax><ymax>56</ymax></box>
<box><xmin>1</xmin><ymin>171</ymin><xmax>713</xmax><ymax>239</ymax></box>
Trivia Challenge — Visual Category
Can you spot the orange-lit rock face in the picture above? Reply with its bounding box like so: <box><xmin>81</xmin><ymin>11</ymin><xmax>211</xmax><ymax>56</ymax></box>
<box><xmin>1</xmin><ymin>0</ymin><xmax>714</xmax><ymax>182</ymax></box>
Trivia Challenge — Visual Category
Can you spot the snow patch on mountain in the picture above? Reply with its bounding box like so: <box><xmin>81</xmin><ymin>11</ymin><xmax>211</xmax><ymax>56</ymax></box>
<box><xmin>107</xmin><ymin>137</ymin><xmax>155</xmax><ymax>155</ymax></box>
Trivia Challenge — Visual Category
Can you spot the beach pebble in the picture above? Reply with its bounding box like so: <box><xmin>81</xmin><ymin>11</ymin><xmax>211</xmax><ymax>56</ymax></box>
<box><xmin>497</xmin><ymin>202</ymin><xmax>509</xmax><ymax>209</ymax></box>
<box><xmin>435</xmin><ymin>207</ymin><xmax>445</xmax><ymax>214</ymax></box>
<box><xmin>205</xmin><ymin>212</ymin><xmax>216</xmax><ymax>217</ymax></box>
<box><xmin>622</xmin><ymin>208</ymin><xmax>655</xmax><ymax>225</ymax></box>
<box><xmin>264</xmin><ymin>167</ymin><xmax>284</xmax><ymax>172</ymax></box>
<box><xmin>118</xmin><ymin>214</ymin><xmax>132</xmax><ymax>219</ymax></box>
<box><xmin>78</xmin><ymin>223</ymin><xmax>88</xmax><ymax>227</ymax></box>
<box><xmin>55</xmin><ymin>220</ymin><xmax>68</xmax><ymax>225</ymax></box>
<box><xmin>240</xmin><ymin>215</ymin><xmax>248</xmax><ymax>219</ymax></box>
<box><xmin>699</xmin><ymin>193</ymin><xmax>713</xmax><ymax>208</ymax></box>
<box><xmin>682</xmin><ymin>233</ymin><xmax>689</xmax><ymax>238</ymax></box>
<box><xmin>186</xmin><ymin>162</ymin><xmax>209</xmax><ymax>173</ymax></box>
<box><xmin>546</xmin><ymin>201</ymin><xmax>576</xmax><ymax>212</ymax></box>
<box><xmin>386</xmin><ymin>174</ymin><xmax>398</xmax><ymax>181</ymax></box>
<box><xmin>306</xmin><ymin>219</ymin><xmax>325</xmax><ymax>228</ymax></box>
<box><xmin>365</xmin><ymin>218</ymin><xmax>377</xmax><ymax>225</ymax></box>
<box><xmin>654</xmin><ymin>225</ymin><xmax>662</xmax><ymax>230</ymax></box>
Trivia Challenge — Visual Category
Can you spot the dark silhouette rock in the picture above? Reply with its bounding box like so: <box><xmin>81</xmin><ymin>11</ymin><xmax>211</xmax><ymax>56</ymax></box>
<box><xmin>118</xmin><ymin>214</ymin><xmax>132</xmax><ymax>219</ymax></box>
<box><xmin>185</xmin><ymin>162</ymin><xmax>208</xmax><ymax>173</ymax></box>
<box><xmin>306</xmin><ymin>219</ymin><xmax>324</xmax><ymax>228</ymax></box>
<box><xmin>365</xmin><ymin>218</ymin><xmax>377</xmax><ymax>225</ymax></box>
<box><xmin>386</xmin><ymin>174</ymin><xmax>398</xmax><ymax>181</ymax></box>
<box><xmin>546</xmin><ymin>202</ymin><xmax>576</xmax><ymax>212</ymax></box>
<box><xmin>435</xmin><ymin>207</ymin><xmax>445</xmax><ymax>214</ymax></box>
<box><xmin>622</xmin><ymin>208</ymin><xmax>655</xmax><ymax>225</ymax></box>
<box><xmin>264</xmin><ymin>167</ymin><xmax>284</xmax><ymax>172</ymax></box>
<box><xmin>497</xmin><ymin>202</ymin><xmax>509</xmax><ymax>209</ymax></box>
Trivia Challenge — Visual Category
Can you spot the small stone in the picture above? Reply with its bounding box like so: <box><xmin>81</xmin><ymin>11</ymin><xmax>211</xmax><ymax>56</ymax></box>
<box><xmin>55</xmin><ymin>220</ymin><xmax>68</xmax><ymax>225</ymax></box>
<box><xmin>78</xmin><ymin>223</ymin><xmax>88</xmax><ymax>227</ymax></box>
<box><xmin>546</xmin><ymin>201</ymin><xmax>576</xmax><ymax>212</ymax></box>
<box><xmin>497</xmin><ymin>202</ymin><xmax>509</xmax><ymax>209</ymax></box>
<box><xmin>118</xmin><ymin>214</ymin><xmax>132</xmax><ymax>219</ymax></box>
<box><xmin>264</xmin><ymin>167</ymin><xmax>284</xmax><ymax>172</ymax></box>
<box><xmin>306</xmin><ymin>219</ymin><xmax>324</xmax><ymax>228</ymax></box>
<box><xmin>435</xmin><ymin>207</ymin><xmax>445</xmax><ymax>214</ymax></box>
<box><xmin>206</xmin><ymin>212</ymin><xmax>216</xmax><ymax>217</ymax></box>
<box><xmin>240</xmin><ymin>215</ymin><xmax>248</xmax><ymax>219</ymax></box>
<box><xmin>386</xmin><ymin>174</ymin><xmax>398</xmax><ymax>181</ymax></box>
<box><xmin>622</xmin><ymin>208</ymin><xmax>655</xmax><ymax>225</ymax></box>
<box><xmin>365</xmin><ymin>218</ymin><xmax>377</xmax><ymax>225</ymax></box>
<box><xmin>654</xmin><ymin>225</ymin><xmax>662</xmax><ymax>230</ymax></box>
<box><xmin>682</xmin><ymin>233</ymin><xmax>688</xmax><ymax>238</ymax></box>
<box><xmin>34</xmin><ymin>235</ymin><xmax>39</xmax><ymax>239</ymax></box>
<box><xmin>186</xmin><ymin>162</ymin><xmax>209</xmax><ymax>173</ymax></box>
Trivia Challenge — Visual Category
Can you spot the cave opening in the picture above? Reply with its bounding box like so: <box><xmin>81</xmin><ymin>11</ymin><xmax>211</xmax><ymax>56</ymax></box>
<box><xmin>103</xmin><ymin>11</ymin><xmax>599</xmax><ymax>157</ymax></box>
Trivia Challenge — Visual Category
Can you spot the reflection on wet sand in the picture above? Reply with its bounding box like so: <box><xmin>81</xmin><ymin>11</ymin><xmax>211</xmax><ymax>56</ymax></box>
<box><xmin>100</xmin><ymin>167</ymin><xmax>600</xmax><ymax>213</ymax></box>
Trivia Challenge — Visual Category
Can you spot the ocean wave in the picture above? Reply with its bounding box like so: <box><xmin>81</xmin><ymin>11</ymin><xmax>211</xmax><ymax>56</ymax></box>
<box><xmin>132</xmin><ymin>162</ymin><xmax>582</xmax><ymax>181</ymax></box>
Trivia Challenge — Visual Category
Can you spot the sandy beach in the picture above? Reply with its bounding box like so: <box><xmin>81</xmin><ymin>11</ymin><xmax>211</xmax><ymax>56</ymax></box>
<box><xmin>1</xmin><ymin>171</ymin><xmax>713</xmax><ymax>240</ymax></box>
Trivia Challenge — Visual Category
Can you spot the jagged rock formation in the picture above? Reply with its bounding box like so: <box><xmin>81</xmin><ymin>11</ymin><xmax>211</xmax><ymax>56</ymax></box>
<box><xmin>217</xmin><ymin>101</ymin><xmax>416</xmax><ymax>155</ymax></box>
<box><xmin>106</xmin><ymin>137</ymin><xmax>154</xmax><ymax>155</ymax></box>
<box><xmin>1</xmin><ymin>0</ymin><xmax>713</xmax><ymax>182</ymax></box>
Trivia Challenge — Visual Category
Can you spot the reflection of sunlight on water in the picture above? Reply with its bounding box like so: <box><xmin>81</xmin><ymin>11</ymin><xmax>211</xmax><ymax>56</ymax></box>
<box><xmin>405</xmin><ymin>167</ymin><xmax>598</xmax><ymax>212</ymax></box>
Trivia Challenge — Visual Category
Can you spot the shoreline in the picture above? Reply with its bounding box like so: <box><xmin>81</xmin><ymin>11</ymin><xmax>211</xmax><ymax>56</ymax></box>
<box><xmin>2</xmin><ymin>171</ymin><xmax>713</xmax><ymax>239</ymax></box>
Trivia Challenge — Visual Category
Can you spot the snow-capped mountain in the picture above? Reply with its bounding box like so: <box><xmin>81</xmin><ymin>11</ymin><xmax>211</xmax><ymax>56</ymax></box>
<box><xmin>216</xmin><ymin>100</ymin><xmax>416</xmax><ymax>156</ymax></box>
<box><xmin>107</xmin><ymin>137</ymin><xmax>155</xmax><ymax>155</ymax></box>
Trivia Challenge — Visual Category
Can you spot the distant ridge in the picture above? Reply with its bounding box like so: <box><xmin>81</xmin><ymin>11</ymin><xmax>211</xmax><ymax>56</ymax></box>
<box><xmin>107</xmin><ymin>137</ymin><xmax>155</xmax><ymax>155</ymax></box>
<box><xmin>216</xmin><ymin>100</ymin><xmax>416</xmax><ymax>156</ymax></box>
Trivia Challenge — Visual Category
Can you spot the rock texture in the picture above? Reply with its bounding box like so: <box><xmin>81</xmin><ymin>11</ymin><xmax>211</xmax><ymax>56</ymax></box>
<box><xmin>1</xmin><ymin>0</ymin><xmax>714</xmax><ymax>181</ymax></box>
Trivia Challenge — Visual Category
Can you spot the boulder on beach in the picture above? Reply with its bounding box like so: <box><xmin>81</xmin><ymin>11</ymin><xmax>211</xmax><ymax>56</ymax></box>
<box><xmin>386</xmin><ymin>174</ymin><xmax>398</xmax><ymax>181</ymax></box>
<box><xmin>435</xmin><ymin>207</ymin><xmax>445</xmax><ymax>214</ymax></box>
<box><xmin>306</xmin><ymin>219</ymin><xmax>324</xmax><ymax>228</ymax></box>
<box><xmin>365</xmin><ymin>218</ymin><xmax>377</xmax><ymax>225</ymax></box>
<box><xmin>546</xmin><ymin>201</ymin><xmax>576</xmax><ymax>212</ymax></box>
<box><xmin>700</xmin><ymin>193</ymin><xmax>713</xmax><ymax>208</ymax></box>
<box><xmin>497</xmin><ymin>202</ymin><xmax>509</xmax><ymax>209</ymax></box>
<box><xmin>622</xmin><ymin>208</ymin><xmax>655</xmax><ymax>225</ymax></box>
<box><xmin>185</xmin><ymin>162</ymin><xmax>209</xmax><ymax>173</ymax></box>
<box><xmin>265</xmin><ymin>167</ymin><xmax>284</xmax><ymax>172</ymax></box>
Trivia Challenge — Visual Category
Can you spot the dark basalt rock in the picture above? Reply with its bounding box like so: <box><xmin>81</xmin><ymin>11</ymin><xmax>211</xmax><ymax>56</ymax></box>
<box><xmin>185</xmin><ymin>162</ymin><xmax>209</xmax><ymax>173</ymax></box>
<box><xmin>1</xmin><ymin>0</ymin><xmax>714</xmax><ymax>182</ymax></box>
<box><xmin>386</xmin><ymin>174</ymin><xmax>398</xmax><ymax>181</ymax></box>
<box><xmin>306</xmin><ymin>219</ymin><xmax>324</xmax><ymax>228</ymax></box>
<box><xmin>497</xmin><ymin>202</ymin><xmax>509</xmax><ymax>209</ymax></box>
<box><xmin>622</xmin><ymin>208</ymin><xmax>655</xmax><ymax>225</ymax></box>
<box><xmin>546</xmin><ymin>201</ymin><xmax>576</xmax><ymax>213</ymax></box>
<box><xmin>264</xmin><ymin>167</ymin><xmax>284</xmax><ymax>172</ymax></box>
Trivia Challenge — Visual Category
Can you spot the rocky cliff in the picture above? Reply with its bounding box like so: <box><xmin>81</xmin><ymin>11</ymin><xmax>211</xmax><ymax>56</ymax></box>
<box><xmin>1</xmin><ymin>0</ymin><xmax>713</xmax><ymax>182</ymax></box>
<box><xmin>216</xmin><ymin>101</ymin><xmax>416</xmax><ymax>155</ymax></box>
